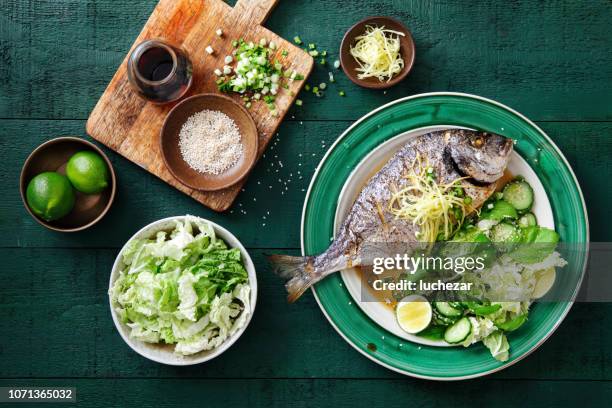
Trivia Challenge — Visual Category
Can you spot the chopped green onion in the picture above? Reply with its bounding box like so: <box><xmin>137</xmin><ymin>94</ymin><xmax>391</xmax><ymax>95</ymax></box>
<box><xmin>232</xmin><ymin>40</ymin><xmax>238</xmax><ymax>47</ymax></box>
<box><xmin>281</xmin><ymin>50</ymin><xmax>288</xmax><ymax>57</ymax></box>
<box><xmin>308</xmin><ymin>43</ymin><xmax>316</xmax><ymax>50</ymax></box>
<box><xmin>312</xmin><ymin>86</ymin><xmax>319</xmax><ymax>93</ymax></box>
<box><xmin>319</xmin><ymin>82</ymin><xmax>327</xmax><ymax>90</ymax></box>
<box><xmin>333</xmin><ymin>60</ymin><xmax>340</xmax><ymax>69</ymax></box>
<box><xmin>328</xmin><ymin>72</ymin><xmax>335</xmax><ymax>82</ymax></box>
<box><xmin>320</xmin><ymin>58</ymin><xmax>326</xmax><ymax>65</ymax></box>
<box><xmin>245</xmin><ymin>102</ymin><xmax>252</xmax><ymax>109</ymax></box>
<box><xmin>293</xmin><ymin>36</ymin><xmax>302</xmax><ymax>45</ymax></box>
<box><xmin>216</xmin><ymin>39</ymin><xmax>286</xmax><ymax>98</ymax></box>
<box><xmin>339</xmin><ymin>90</ymin><xmax>346</xmax><ymax>96</ymax></box>
<box><xmin>295</xmin><ymin>99</ymin><xmax>303</xmax><ymax>106</ymax></box>
<box><xmin>321</xmin><ymin>50</ymin><xmax>327</xmax><ymax>57</ymax></box>
<box><xmin>308</xmin><ymin>50</ymin><xmax>319</xmax><ymax>57</ymax></box>
<box><xmin>464</xmin><ymin>196</ymin><xmax>473</xmax><ymax>205</ymax></box>
<box><xmin>304</xmin><ymin>84</ymin><xmax>311</xmax><ymax>91</ymax></box>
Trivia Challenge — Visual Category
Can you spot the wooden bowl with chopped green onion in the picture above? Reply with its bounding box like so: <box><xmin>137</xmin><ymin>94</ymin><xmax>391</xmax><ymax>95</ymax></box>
<box><xmin>340</xmin><ymin>16</ymin><xmax>415</xmax><ymax>89</ymax></box>
<box><xmin>160</xmin><ymin>93</ymin><xmax>259</xmax><ymax>192</ymax></box>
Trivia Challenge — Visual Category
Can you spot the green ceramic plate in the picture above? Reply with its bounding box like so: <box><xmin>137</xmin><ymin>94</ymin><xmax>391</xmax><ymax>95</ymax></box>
<box><xmin>301</xmin><ymin>93</ymin><xmax>589</xmax><ymax>380</ymax></box>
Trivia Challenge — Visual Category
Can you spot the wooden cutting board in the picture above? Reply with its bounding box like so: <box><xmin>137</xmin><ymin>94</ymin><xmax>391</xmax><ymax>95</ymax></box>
<box><xmin>86</xmin><ymin>0</ymin><xmax>313</xmax><ymax>211</ymax></box>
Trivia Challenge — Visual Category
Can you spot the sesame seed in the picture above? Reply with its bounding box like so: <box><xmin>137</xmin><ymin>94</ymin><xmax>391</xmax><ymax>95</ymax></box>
<box><xmin>178</xmin><ymin>110</ymin><xmax>243</xmax><ymax>175</ymax></box>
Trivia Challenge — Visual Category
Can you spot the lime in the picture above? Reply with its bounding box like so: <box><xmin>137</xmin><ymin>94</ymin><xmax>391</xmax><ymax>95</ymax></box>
<box><xmin>395</xmin><ymin>295</ymin><xmax>432</xmax><ymax>334</ymax></box>
<box><xmin>66</xmin><ymin>151</ymin><xmax>109</xmax><ymax>194</ymax></box>
<box><xmin>26</xmin><ymin>172</ymin><xmax>75</xmax><ymax>221</ymax></box>
<box><xmin>532</xmin><ymin>267</ymin><xmax>556</xmax><ymax>299</ymax></box>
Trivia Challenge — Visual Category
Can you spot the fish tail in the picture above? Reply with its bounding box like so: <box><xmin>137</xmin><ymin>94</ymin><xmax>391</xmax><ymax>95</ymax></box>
<box><xmin>268</xmin><ymin>254</ymin><xmax>317</xmax><ymax>303</ymax></box>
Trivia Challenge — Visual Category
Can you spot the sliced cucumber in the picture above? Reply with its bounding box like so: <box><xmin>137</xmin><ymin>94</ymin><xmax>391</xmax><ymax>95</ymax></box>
<box><xmin>416</xmin><ymin>325</ymin><xmax>446</xmax><ymax>341</ymax></box>
<box><xmin>444</xmin><ymin>317</ymin><xmax>472</xmax><ymax>344</ymax></box>
<box><xmin>480</xmin><ymin>200</ymin><xmax>518</xmax><ymax>222</ymax></box>
<box><xmin>433</xmin><ymin>310</ymin><xmax>458</xmax><ymax>326</ymax></box>
<box><xmin>518</xmin><ymin>212</ymin><xmax>537</xmax><ymax>228</ymax></box>
<box><xmin>503</xmin><ymin>180</ymin><xmax>534</xmax><ymax>212</ymax></box>
<box><xmin>464</xmin><ymin>301</ymin><xmax>502</xmax><ymax>316</ymax></box>
<box><xmin>495</xmin><ymin>314</ymin><xmax>527</xmax><ymax>332</ymax></box>
<box><xmin>434</xmin><ymin>301</ymin><xmax>463</xmax><ymax>317</ymax></box>
<box><xmin>448</xmin><ymin>301</ymin><xmax>465</xmax><ymax>310</ymax></box>
<box><xmin>490</xmin><ymin>222</ymin><xmax>521</xmax><ymax>243</ymax></box>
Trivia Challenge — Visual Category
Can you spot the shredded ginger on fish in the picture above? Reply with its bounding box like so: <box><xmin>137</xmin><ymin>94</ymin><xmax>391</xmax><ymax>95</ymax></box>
<box><xmin>388</xmin><ymin>154</ymin><xmax>469</xmax><ymax>242</ymax></box>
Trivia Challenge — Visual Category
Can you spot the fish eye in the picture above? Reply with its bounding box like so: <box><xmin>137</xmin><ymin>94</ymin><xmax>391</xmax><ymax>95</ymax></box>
<box><xmin>470</xmin><ymin>136</ymin><xmax>485</xmax><ymax>148</ymax></box>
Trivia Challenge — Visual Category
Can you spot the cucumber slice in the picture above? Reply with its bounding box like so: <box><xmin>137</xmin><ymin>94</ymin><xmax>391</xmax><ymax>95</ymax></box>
<box><xmin>495</xmin><ymin>314</ymin><xmax>527</xmax><ymax>332</ymax></box>
<box><xmin>480</xmin><ymin>200</ymin><xmax>518</xmax><ymax>222</ymax></box>
<box><xmin>518</xmin><ymin>212</ymin><xmax>537</xmax><ymax>228</ymax></box>
<box><xmin>444</xmin><ymin>317</ymin><xmax>472</xmax><ymax>344</ymax></box>
<box><xmin>464</xmin><ymin>301</ymin><xmax>502</xmax><ymax>316</ymax></box>
<box><xmin>503</xmin><ymin>180</ymin><xmax>534</xmax><ymax>212</ymax></box>
<box><xmin>434</xmin><ymin>301</ymin><xmax>463</xmax><ymax>317</ymax></box>
<box><xmin>433</xmin><ymin>310</ymin><xmax>458</xmax><ymax>326</ymax></box>
<box><xmin>490</xmin><ymin>222</ymin><xmax>521</xmax><ymax>243</ymax></box>
<box><xmin>448</xmin><ymin>301</ymin><xmax>465</xmax><ymax>309</ymax></box>
<box><xmin>416</xmin><ymin>325</ymin><xmax>446</xmax><ymax>341</ymax></box>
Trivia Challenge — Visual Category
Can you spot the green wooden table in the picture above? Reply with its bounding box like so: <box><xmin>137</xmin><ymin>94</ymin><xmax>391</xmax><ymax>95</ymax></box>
<box><xmin>2</xmin><ymin>0</ymin><xmax>612</xmax><ymax>406</ymax></box>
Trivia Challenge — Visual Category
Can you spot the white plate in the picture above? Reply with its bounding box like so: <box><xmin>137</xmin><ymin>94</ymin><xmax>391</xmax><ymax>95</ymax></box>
<box><xmin>108</xmin><ymin>215</ymin><xmax>257</xmax><ymax>365</ymax></box>
<box><xmin>334</xmin><ymin>125</ymin><xmax>554</xmax><ymax>346</ymax></box>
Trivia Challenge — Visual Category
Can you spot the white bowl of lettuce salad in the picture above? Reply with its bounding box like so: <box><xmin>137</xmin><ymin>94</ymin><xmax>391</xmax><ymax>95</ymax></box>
<box><xmin>108</xmin><ymin>215</ymin><xmax>256</xmax><ymax>365</ymax></box>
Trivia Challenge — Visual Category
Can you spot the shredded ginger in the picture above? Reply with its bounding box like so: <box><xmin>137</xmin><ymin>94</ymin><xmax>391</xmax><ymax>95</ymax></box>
<box><xmin>388</xmin><ymin>154</ymin><xmax>469</xmax><ymax>242</ymax></box>
<box><xmin>349</xmin><ymin>25</ymin><xmax>405</xmax><ymax>82</ymax></box>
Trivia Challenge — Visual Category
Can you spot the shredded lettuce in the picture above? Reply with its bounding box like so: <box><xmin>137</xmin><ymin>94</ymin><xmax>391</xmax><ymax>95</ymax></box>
<box><xmin>110</xmin><ymin>216</ymin><xmax>251</xmax><ymax>355</ymax></box>
<box><xmin>483</xmin><ymin>331</ymin><xmax>510</xmax><ymax>362</ymax></box>
<box><xmin>461</xmin><ymin>316</ymin><xmax>496</xmax><ymax>347</ymax></box>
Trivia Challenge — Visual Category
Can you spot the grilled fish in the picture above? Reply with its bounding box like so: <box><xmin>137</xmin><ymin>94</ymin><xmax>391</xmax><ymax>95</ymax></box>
<box><xmin>270</xmin><ymin>129</ymin><xmax>514</xmax><ymax>302</ymax></box>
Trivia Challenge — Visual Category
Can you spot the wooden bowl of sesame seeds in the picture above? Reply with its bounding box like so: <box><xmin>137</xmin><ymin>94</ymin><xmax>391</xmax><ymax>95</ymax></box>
<box><xmin>160</xmin><ymin>93</ymin><xmax>259</xmax><ymax>192</ymax></box>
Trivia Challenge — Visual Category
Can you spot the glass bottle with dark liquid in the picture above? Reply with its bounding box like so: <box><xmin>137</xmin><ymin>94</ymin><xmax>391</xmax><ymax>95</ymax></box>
<box><xmin>127</xmin><ymin>40</ymin><xmax>193</xmax><ymax>104</ymax></box>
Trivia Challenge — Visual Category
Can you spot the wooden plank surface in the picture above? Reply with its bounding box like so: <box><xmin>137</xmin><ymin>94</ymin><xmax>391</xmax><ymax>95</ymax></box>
<box><xmin>1</xmin><ymin>379</ymin><xmax>611</xmax><ymax>408</ymax></box>
<box><xmin>2</xmin><ymin>0</ymin><xmax>612</xmax><ymax>406</ymax></box>
<box><xmin>86</xmin><ymin>0</ymin><xmax>314</xmax><ymax>211</ymax></box>
<box><xmin>1</xmin><ymin>0</ymin><xmax>611</xmax><ymax>121</ymax></box>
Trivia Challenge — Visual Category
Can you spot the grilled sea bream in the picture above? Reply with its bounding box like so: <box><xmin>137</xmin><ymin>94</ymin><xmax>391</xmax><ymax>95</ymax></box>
<box><xmin>270</xmin><ymin>129</ymin><xmax>513</xmax><ymax>302</ymax></box>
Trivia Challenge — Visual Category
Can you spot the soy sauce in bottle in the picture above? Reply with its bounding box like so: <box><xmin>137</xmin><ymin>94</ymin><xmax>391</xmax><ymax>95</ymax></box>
<box><xmin>127</xmin><ymin>40</ymin><xmax>193</xmax><ymax>104</ymax></box>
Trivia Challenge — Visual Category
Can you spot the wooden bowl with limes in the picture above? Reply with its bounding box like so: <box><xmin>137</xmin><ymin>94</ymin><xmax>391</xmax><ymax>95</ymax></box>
<box><xmin>20</xmin><ymin>137</ymin><xmax>116</xmax><ymax>232</ymax></box>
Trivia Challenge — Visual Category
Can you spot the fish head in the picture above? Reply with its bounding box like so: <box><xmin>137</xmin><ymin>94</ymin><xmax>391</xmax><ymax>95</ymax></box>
<box><xmin>445</xmin><ymin>130</ymin><xmax>513</xmax><ymax>184</ymax></box>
